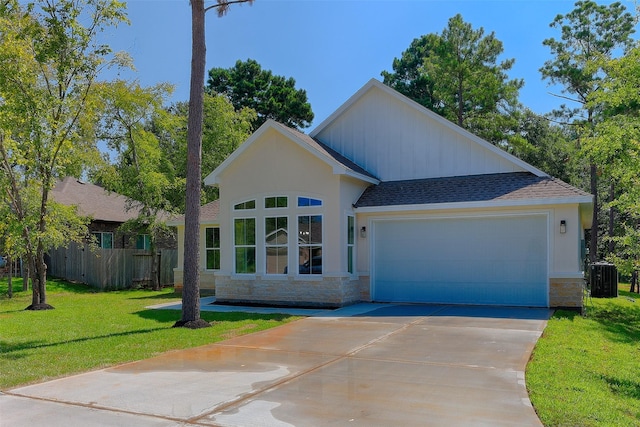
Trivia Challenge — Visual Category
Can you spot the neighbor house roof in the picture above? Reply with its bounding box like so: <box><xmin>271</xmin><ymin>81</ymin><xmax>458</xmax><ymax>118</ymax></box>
<box><xmin>51</xmin><ymin>177</ymin><xmax>140</xmax><ymax>223</ymax></box>
<box><xmin>355</xmin><ymin>172</ymin><xmax>593</xmax><ymax>210</ymax></box>
<box><xmin>166</xmin><ymin>200</ymin><xmax>219</xmax><ymax>226</ymax></box>
<box><xmin>204</xmin><ymin>120</ymin><xmax>379</xmax><ymax>186</ymax></box>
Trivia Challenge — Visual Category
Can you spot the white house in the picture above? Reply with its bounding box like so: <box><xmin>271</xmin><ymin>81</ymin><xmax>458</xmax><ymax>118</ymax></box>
<box><xmin>169</xmin><ymin>79</ymin><xmax>593</xmax><ymax>308</ymax></box>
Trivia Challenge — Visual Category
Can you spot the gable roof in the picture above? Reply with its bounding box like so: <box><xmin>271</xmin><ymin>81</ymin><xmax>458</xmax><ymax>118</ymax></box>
<box><xmin>166</xmin><ymin>199</ymin><xmax>219</xmax><ymax>226</ymax></box>
<box><xmin>310</xmin><ymin>78</ymin><xmax>548</xmax><ymax>180</ymax></box>
<box><xmin>204</xmin><ymin>120</ymin><xmax>379</xmax><ymax>186</ymax></box>
<box><xmin>355</xmin><ymin>172</ymin><xmax>593</xmax><ymax>211</ymax></box>
<box><xmin>51</xmin><ymin>177</ymin><xmax>139</xmax><ymax>223</ymax></box>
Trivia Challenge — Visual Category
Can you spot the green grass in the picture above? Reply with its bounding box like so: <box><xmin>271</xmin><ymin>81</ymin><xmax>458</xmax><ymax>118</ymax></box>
<box><xmin>527</xmin><ymin>285</ymin><xmax>640</xmax><ymax>427</ymax></box>
<box><xmin>0</xmin><ymin>278</ymin><xmax>300</xmax><ymax>389</ymax></box>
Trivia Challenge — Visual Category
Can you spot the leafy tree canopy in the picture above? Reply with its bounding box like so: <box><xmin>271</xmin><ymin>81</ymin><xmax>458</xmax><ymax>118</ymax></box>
<box><xmin>0</xmin><ymin>0</ymin><xmax>128</xmax><ymax>308</ymax></box>
<box><xmin>156</xmin><ymin>93</ymin><xmax>255</xmax><ymax>211</ymax></box>
<box><xmin>382</xmin><ymin>14</ymin><xmax>523</xmax><ymax>146</ymax></box>
<box><xmin>207</xmin><ymin>58</ymin><xmax>313</xmax><ymax>131</ymax></box>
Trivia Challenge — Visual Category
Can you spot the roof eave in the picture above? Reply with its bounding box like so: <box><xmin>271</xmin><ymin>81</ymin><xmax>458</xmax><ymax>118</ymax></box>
<box><xmin>355</xmin><ymin>196</ymin><xmax>594</xmax><ymax>214</ymax></box>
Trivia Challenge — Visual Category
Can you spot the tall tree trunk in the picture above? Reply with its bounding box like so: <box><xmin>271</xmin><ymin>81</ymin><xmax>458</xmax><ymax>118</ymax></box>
<box><xmin>22</xmin><ymin>259</ymin><xmax>29</xmax><ymax>291</ymax></box>
<box><xmin>7</xmin><ymin>255</ymin><xmax>12</xmax><ymax>299</ymax></box>
<box><xmin>151</xmin><ymin>241</ymin><xmax>160</xmax><ymax>291</ymax></box>
<box><xmin>175</xmin><ymin>0</ymin><xmax>209</xmax><ymax>328</ymax></box>
<box><xmin>608</xmin><ymin>182</ymin><xmax>615</xmax><ymax>255</ymax></box>
<box><xmin>589</xmin><ymin>163</ymin><xmax>598</xmax><ymax>263</ymax></box>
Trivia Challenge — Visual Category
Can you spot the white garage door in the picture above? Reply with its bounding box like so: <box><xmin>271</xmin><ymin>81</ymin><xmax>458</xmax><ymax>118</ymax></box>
<box><xmin>373</xmin><ymin>215</ymin><xmax>548</xmax><ymax>307</ymax></box>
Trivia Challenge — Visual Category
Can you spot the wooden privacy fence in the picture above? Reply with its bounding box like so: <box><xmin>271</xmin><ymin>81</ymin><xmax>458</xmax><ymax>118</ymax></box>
<box><xmin>48</xmin><ymin>242</ymin><xmax>177</xmax><ymax>290</ymax></box>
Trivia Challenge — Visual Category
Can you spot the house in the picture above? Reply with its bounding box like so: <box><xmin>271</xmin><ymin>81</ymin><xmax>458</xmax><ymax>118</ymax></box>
<box><xmin>169</xmin><ymin>79</ymin><xmax>593</xmax><ymax>308</ymax></box>
<box><xmin>49</xmin><ymin>177</ymin><xmax>177</xmax><ymax>289</ymax></box>
<box><xmin>51</xmin><ymin>177</ymin><xmax>176</xmax><ymax>250</ymax></box>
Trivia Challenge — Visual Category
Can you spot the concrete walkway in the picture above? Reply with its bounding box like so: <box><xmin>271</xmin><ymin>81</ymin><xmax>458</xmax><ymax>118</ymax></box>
<box><xmin>0</xmin><ymin>303</ymin><xmax>551</xmax><ymax>427</ymax></box>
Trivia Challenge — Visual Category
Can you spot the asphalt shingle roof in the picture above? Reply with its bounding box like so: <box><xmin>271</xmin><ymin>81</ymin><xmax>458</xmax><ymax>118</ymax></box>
<box><xmin>355</xmin><ymin>172</ymin><xmax>592</xmax><ymax>208</ymax></box>
<box><xmin>51</xmin><ymin>177</ymin><xmax>139</xmax><ymax>222</ymax></box>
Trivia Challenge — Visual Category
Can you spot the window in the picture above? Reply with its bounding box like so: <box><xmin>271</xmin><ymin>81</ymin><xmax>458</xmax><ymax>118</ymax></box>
<box><xmin>205</xmin><ymin>227</ymin><xmax>220</xmax><ymax>270</ymax></box>
<box><xmin>298</xmin><ymin>215</ymin><xmax>322</xmax><ymax>274</ymax></box>
<box><xmin>347</xmin><ymin>216</ymin><xmax>355</xmax><ymax>274</ymax></box>
<box><xmin>234</xmin><ymin>200</ymin><xmax>255</xmax><ymax>210</ymax></box>
<box><xmin>265</xmin><ymin>217</ymin><xmax>287</xmax><ymax>274</ymax></box>
<box><xmin>136</xmin><ymin>234</ymin><xmax>151</xmax><ymax>250</ymax></box>
<box><xmin>265</xmin><ymin>196</ymin><xmax>288</xmax><ymax>209</ymax></box>
<box><xmin>297</xmin><ymin>197</ymin><xmax>322</xmax><ymax>207</ymax></box>
<box><xmin>234</xmin><ymin>218</ymin><xmax>255</xmax><ymax>273</ymax></box>
<box><xmin>92</xmin><ymin>232</ymin><xmax>113</xmax><ymax>249</ymax></box>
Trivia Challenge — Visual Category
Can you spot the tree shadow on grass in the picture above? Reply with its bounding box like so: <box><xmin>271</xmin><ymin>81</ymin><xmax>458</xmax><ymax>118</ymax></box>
<box><xmin>582</xmin><ymin>291</ymin><xmax>640</xmax><ymax>344</ymax></box>
<box><xmin>126</xmin><ymin>290</ymin><xmax>181</xmax><ymax>301</ymax></box>
<box><xmin>135</xmin><ymin>308</ymin><xmax>293</xmax><ymax>324</ymax></box>
<box><xmin>601</xmin><ymin>374</ymin><xmax>640</xmax><ymax>400</ymax></box>
<box><xmin>0</xmin><ymin>327</ymin><xmax>167</xmax><ymax>360</ymax></box>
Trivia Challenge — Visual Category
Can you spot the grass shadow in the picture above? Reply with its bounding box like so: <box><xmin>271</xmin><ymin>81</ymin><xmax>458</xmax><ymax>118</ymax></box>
<box><xmin>0</xmin><ymin>328</ymin><xmax>166</xmax><ymax>360</ymax></box>
<box><xmin>583</xmin><ymin>290</ymin><xmax>640</xmax><ymax>344</ymax></box>
<box><xmin>135</xmin><ymin>308</ymin><xmax>293</xmax><ymax>324</ymax></box>
<box><xmin>126</xmin><ymin>290</ymin><xmax>181</xmax><ymax>301</ymax></box>
<box><xmin>601</xmin><ymin>374</ymin><xmax>640</xmax><ymax>400</ymax></box>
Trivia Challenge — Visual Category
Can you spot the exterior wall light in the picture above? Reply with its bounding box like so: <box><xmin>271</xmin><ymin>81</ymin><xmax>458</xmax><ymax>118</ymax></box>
<box><xmin>560</xmin><ymin>220</ymin><xmax>567</xmax><ymax>234</ymax></box>
<box><xmin>360</xmin><ymin>226</ymin><xmax>367</xmax><ymax>238</ymax></box>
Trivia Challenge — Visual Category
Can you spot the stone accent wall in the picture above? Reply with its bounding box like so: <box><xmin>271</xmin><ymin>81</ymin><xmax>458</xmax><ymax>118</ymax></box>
<box><xmin>214</xmin><ymin>275</ymin><xmax>362</xmax><ymax>307</ymax></box>
<box><xmin>549</xmin><ymin>277</ymin><xmax>585</xmax><ymax>309</ymax></box>
<box><xmin>173</xmin><ymin>269</ymin><xmax>216</xmax><ymax>296</ymax></box>
<box><xmin>358</xmin><ymin>275</ymin><xmax>371</xmax><ymax>301</ymax></box>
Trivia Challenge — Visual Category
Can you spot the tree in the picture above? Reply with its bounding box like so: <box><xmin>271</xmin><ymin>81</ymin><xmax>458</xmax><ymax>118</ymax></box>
<box><xmin>0</xmin><ymin>0</ymin><xmax>128</xmax><ymax>309</ymax></box>
<box><xmin>93</xmin><ymin>80</ymin><xmax>177</xmax><ymax>290</ymax></box>
<box><xmin>540</xmin><ymin>0</ymin><xmax>635</xmax><ymax>262</ymax></box>
<box><xmin>583</xmin><ymin>45</ymin><xmax>640</xmax><ymax>277</ymax></box>
<box><xmin>177</xmin><ymin>0</ymin><xmax>253</xmax><ymax>329</ymax></box>
<box><xmin>510</xmin><ymin>109</ymin><xmax>579</xmax><ymax>184</ymax></box>
<box><xmin>382</xmin><ymin>14</ymin><xmax>523</xmax><ymax>146</ymax></box>
<box><xmin>207</xmin><ymin>58</ymin><xmax>313</xmax><ymax>131</ymax></box>
<box><xmin>158</xmin><ymin>94</ymin><xmax>255</xmax><ymax>211</ymax></box>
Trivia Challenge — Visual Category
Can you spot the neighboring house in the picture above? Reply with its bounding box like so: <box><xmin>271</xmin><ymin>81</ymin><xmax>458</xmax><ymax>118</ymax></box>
<box><xmin>51</xmin><ymin>177</ymin><xmax>176</xmax><ymax>250</ymax></box>
<box><xmin>49</xmin><ymin>177</ymin><xmax>177</xmax><ymax>289</ymax></box>
<box><xmin>169</xmin><ymin>79</ymin><xmax>593</xmax><ymax>309</ymax></box>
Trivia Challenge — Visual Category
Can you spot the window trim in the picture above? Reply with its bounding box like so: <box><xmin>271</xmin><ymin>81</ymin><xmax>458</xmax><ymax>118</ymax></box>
<box><xmin>265</xmin><ymin>216</ymin><xmax>288</xmax><ymax>275</ymax></box>
<box><xmin>92</xmin><ymin>231</ymin><xmax>114</xmax><ymax>249</ymax></box>
<box><xmin>264</xmin><ymin>196</ymin><xmax>288</xmax><ymax>209</ymax></box>
<box><xmin>233</xmin><ymin>217</ymin><xmax>256</xmax><ymax>274</ymax></box>
<box><xmin>297</xmin><ymin>196</ymin><xmax>322</xmax><ymax>207</ymax></box>
<box><xmin>347</xmin><ymin>215</ymin><xmax>355</xmax><ymax>275</ymax></box>
<box><xmin>136</xmin><ymin>234</ymin><xmax>151</xmax><ymax>250</ymax></box>
<box><xmin>205</xmin><ymin>227</ymin><xmax>221</xmax><ymax>271</ymax></box>
<box><xmin>297</xmin><ymin>214</ymin><xmax>323</xmax><ymax>275</ymax></box>
<box><xmin>234</xmin><ymin>199</ymin><xmax>256</xmax><ymax>210</ymax></box>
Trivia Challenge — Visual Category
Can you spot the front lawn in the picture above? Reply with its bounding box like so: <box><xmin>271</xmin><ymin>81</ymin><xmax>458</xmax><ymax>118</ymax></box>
<box><xmin>527</xmin><ymin>286</ymin><xmax>640</xmax><ymax>427</ymax></box>
<box><xmin>0</xmin><ymin>278</ymin><xmax>299</xmax><ymax>389</ymax></box>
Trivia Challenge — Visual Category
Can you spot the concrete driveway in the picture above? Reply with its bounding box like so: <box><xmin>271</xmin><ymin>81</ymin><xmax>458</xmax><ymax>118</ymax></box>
<box><xmin>0</xmin><ymin>303</ymin><xmax>550</xmax><ymax>427</ymax></box>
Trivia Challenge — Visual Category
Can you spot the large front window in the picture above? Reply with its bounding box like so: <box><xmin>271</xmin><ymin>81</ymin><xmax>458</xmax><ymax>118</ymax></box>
<box><xmin>298</xmin><ymin>215</ymin><xmax>322</xmax><ymax>274</ymax></box>
<box><xmin>265</xmin><ymin>217</ymin><xmax>287</xmax><ymax>274</ymax></box>
<box><xmin>234</xmin><ymin>218</ymin><xmax>255</xmax><ymax>273</ymax></box>
<box><xmin>206</xmin><ymin>227</ymin><xmax>220</xmax><ymax>270</ymax></box>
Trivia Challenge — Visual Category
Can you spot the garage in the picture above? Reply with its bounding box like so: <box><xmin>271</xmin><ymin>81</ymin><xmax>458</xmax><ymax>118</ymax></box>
<box><xmin>372</xmin><ymin>214</ymin><xmax>548</xmax><ymax>307</ymax></box>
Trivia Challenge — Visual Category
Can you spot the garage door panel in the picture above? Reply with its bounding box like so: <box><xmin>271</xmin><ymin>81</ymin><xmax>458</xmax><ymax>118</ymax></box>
<box><xmin>373</xmin><ymin>215</ymin><xmax>548</xmax><ymax>307</ymax></box>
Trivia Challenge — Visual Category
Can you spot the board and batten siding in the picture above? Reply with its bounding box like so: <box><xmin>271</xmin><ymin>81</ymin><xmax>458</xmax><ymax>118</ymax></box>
<box><xmin>314</xmin><ymin>85</ymin><xmax>527</xmax><ymax>181</ymax></box>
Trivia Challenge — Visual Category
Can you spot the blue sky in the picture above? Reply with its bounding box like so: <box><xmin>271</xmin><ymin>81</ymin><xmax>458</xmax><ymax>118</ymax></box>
<box><xmin>104</xmin><ymin>0</ymin><xmax>636</xmax><ymax>129</ymax></box>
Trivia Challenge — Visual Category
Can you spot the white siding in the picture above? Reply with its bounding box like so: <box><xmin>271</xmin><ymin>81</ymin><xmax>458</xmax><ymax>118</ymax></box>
<box><xmin>314</xmin><ymin>85</ymin><xmax>527</xmax><ymax>181</ymax></box>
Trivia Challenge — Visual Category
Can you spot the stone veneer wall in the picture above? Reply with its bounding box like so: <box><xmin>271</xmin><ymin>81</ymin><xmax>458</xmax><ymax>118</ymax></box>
<box><xmin>173</xmin><ymin>269</ymin><xmax>216</xmax><ymax>296</ymax></box>
<box><xmin>214</xmin><ymin>275</ymin><xmax>362</xmax><ymax>307</ymax></box>
<box><xmin>549</xmin><ymin>277</ymin><xmax>585</xmax><ymax>309</ymax></box>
